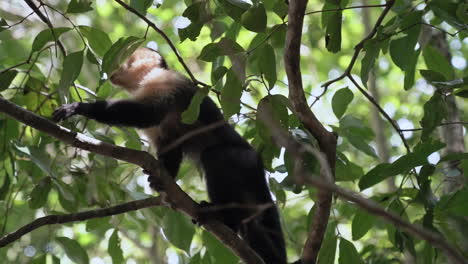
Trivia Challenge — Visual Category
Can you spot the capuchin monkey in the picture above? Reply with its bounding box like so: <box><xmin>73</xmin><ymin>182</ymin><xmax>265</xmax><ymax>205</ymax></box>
<box><xmin>53</xmin><ymin>47</ymin><xmax>286</xmax><ymax>264</ymax></box>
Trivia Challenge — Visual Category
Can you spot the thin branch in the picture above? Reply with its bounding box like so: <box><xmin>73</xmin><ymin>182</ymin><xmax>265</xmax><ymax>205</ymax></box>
<box><xmin>0</xmin><ymin>97</ymin><xmax>264</xmax><ymax>264</ymax></box>
<box><xmin>399</xmin><ymin>122</ymin><xmax>468</xmax><ymax>132</ymax></box>
<box><xmin>386</xmin><ymin>22</ymin><xmax>467</xmax><ymax>40</ymax></box>
<box><xmin>305</xmin><ymin>4</ymin><xmax>387</xmax><ymax>15</ymax></box>
<box><xmin>159</xmin><ymin>120</ymin><xmax>226</xmax><ymax>155</ymax></box>
<box><xmin>284</xmin><ymin>1</ymin><xmax>336</xmax><ymax>263</ymax></box>
<box><xmin>348</xmin><ymin>75</ymin><xmax>411</xmax><ymax>152</ymax></box>
<box><xmin>2</xmin><ymin>11</ymin><xmax>35</xmax><ymax>29</ymax></box>
<box><xmin>321</xmin><ymin>0</ymin><xmax>395</xmax><ymax>90</ymax></box>
<box><xmin>0</xmin><ymin>197</ymin><xmax>163</xmax><ymax>247</ymax></box>
<box><xmin>113</xmin><ymin>0</ymin><xmax>202</xmax><ymax>86</ymax></box>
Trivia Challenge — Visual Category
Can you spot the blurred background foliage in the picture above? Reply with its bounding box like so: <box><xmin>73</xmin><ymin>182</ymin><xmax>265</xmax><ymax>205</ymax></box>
<box><xmin>0</xmin><ymin>0</ymin><xmax>467</xmax><ymax>263</ymax></box>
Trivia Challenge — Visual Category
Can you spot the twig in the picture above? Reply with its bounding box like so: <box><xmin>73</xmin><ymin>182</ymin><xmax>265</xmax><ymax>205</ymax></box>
<box><xmin>0</xmin><ymin>197</ymin><xmax>163</xmax><ymax>247</ymax></box>
<box><xmin>348</xmin><ymin>75</ymin><xmax>411</xmax><ymax>152</ymax></box>
<box><xmin>2</xmin><ymin>11</ymin><xmax>35</xmax><ymax>29</ymax></box>
<box><xmin>159</xmin><ymin>120</ymin><xmax>226</xmax><ymax>155</ymax></box>
<box><xmin>305</xmin><ymin>4</ymin><xmax>387</xmax><ymax>15</ymax></box>
<box><xmin>399</xmin><ymin>122</ymin><xmax>468</xmax><ymax>132</ymax></box>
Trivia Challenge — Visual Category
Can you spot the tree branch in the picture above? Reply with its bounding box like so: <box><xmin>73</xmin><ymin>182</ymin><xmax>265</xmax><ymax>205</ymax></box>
<box><xmin>0</xmin><ymin>97</ymin><xmax>264</xmax><ymax>264</ymax></box>
<box><xmin>284</xmin><ymin>1</ymin><xmax>337</xmax><ymax>263</ymax></box>
<box><xmin>0</xmin><ymin>197</ymin><xmax>163</xmax><ymax>247</ymax></box>
<box><xmin>305</xmin><ymin>4</ymin><xmax>387</xmax><ymax>15</ymax></box>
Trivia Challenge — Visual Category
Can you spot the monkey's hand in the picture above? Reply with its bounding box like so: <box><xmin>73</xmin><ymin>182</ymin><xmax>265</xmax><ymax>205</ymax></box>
<box><xmin>52</xmin><ymin>102</ymin><xmax>80</xmax><ymax>122</ymax></box>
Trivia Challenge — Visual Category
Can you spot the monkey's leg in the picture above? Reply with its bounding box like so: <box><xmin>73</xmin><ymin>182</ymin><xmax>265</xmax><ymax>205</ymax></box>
<box><xmin>200</xmin><ymin>145</ymin><xmax>287</xmax><ymax>263</ymax></box>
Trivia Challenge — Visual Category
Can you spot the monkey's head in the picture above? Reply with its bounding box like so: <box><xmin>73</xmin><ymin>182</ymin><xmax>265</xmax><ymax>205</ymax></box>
<box><xmin>110</xmin><ymin>47</ymin><xmax>168</xmax><ymax>92</ymax></box>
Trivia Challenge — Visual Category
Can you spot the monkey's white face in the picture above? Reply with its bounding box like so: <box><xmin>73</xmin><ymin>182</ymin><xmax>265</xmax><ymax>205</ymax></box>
<box><xmin>110</xmin><ymin>48</ymin><xmax>165</xmax><ymax>93</ymax></box>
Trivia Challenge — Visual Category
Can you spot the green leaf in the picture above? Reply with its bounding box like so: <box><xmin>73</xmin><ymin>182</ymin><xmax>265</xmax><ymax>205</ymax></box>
<box><xmin>198</xmin><ymin>38</ymin><xmax>244</xmax><ymax>62</ymax></box>
<box><xmin>108</xmin><ymin>229</ymin><xmax>124</xmax><ymax>264</ymax></box>
<box><xmin>28</xmin><ymin>177</ymin><xmax>52</xmax><ymax>209</ymax></box>
<box><xmin>217</xmin><ymin>0</ymin><xmax>250</xmax><ymax>22</ymax></box>
<box><xmin>360</xmin><ymin>40</ymin><xmax>380</xmax><ymax>88</ymax></box>
<box><xmin>67</xmin><ymin>0</ymin><xmax>93</xmax><ymax>13</ymax></box>
<box><xmin>31</xmin><ymin>255</ymin><xmax>46</xmax><ymax>264</ymax></box>
<box><xmin>415</xmin><ymin>165</ymin><xmax>436</xmax><ymax>207</ymax></box>
<box><xmin>439</xmin><ymin>153</ymin><xmax>468</xmax><ymax>163</ymax></box>
<box><xmin>178</xmin><ymin>22</ymin><xmax>203</xmax><ymax>42</ymax></box>
<box><xmin>423</xmin><ymin>45</ymin><xmax>454</xmax><ymax>80</ymax></box>
<box><xmin>53</xmin><ymin>179</ymin><xmax>77</xmax><ymax>212</ymax></box>
<box><xmin>359</xmin><ymin>163</ymin><xmax>391</xmax><ymax>190</ymax></box>
<box><xmin>257</xmin><ymin>95</ymin><xmax>289</xmax><ymax>142</ymax></box>
<box><xmin>0</xmin><ymin>19</ymin><xmax>8</xmax><ymax>33</ymax></box>
<box><xmin>162</xmin><ymin>209</ymin><xmax>195</xmax><ymax>253</ymax></box>
<box><xmin>86</xmin><ymin>217</ymin><xmax>112</xmax><ymax>233</ymax></box>
<box><xmin>241</xmin><ymin>4</ymin><xmax>267</xmax><ymax>33</ymax></box>
<box><xmin>202</xmin><ymin>231</ymin><xmax>239</xmax><ymax>264</ymax></box>
<box><xmin>436</xmin><ymin>188</ymin><xmax>468</xmax><ymax>217</ymax></box>
<box><xmin>183</xmin><ymin>2</ymin><xmax>203</xmax><ymax>22</ymax></box>
<box><xmin>221</xmin><ymin>68</ymin><xmax>243</xmax><ymax>119</ymax></box>
<box><xmin>97</xmin><ymin>81</ymin><xmax>113</xmax><ymax>99</ymax></box>
<box><xmin>456</xmin><ymin>3</ymin><xmax>468</xmax><ymax>24</ymax></box>
<box><xmin>0</xmin><ymin>70</ymin><xmax>18</xmax><ymax>91</ymax></box>
<box><xmin>78</xmin><ymin>26</ymin><xmax>112</xmax><ymax>57</ymax></box>
<box><xmin>421</xmin><ymin>93</ymin><xmax>447</xmax><ymax>141</ymax></box>
<box><xmin>339</xmin><ymin>238</ymin><xmax>364</xmax><ymax>264</ymax></box>
<box><xmin>419</xmin><ymin>69</ymin><xmax>446</xmax><ymax>83</ymax></box>
<box><xmin>404</xmin><ymin>49</ymin><xmax>421</xmax><ymax>90</ymax></box>
<box><xmin>56</xmin><ymin>237</ymin><xmax>89</xmax><ymax>264</ymax></box>
<box><xmin>258</xmin><ymin>44</ymin><xmax>276</xmax><ymax>88</ymax></box>
<box><xmin>420</xmin><ymin>241</ymin><xmax>435</xmax><ymax>264</ymax></box>
<box><xmin>429</xmin><ymin>1</ymin><xmax>463</xmax><ymax>30</ymax></box>
<box><xmin>317</xmin><ymin>230</ymin><xmax>337</xmax><ymax>264</ymax></box>
<box><xmin>58</xmin><ymin>50</ymin><xmax>84</xmax><ymax>103</ymax></box>
<box><xmin>321</xmin><ymin>2</ymin><xmax>338</xmax><ymax>29</ymax></box>
<box><xmin>352</xmin><ymin>209</ymin><xmax>376</xmax><ymax>240</ymax></box>
<box><xmin>335</xmin><ymin>158</ymin><xmax>363</xmax><ymax>182</ymax></box>
<box><xmin>15</xmin><ymin>146</ymin><xmax>55</xmax><ymax>177</ymax></box>
<box><xmin>181</xmin><ymin>86</ymin><xmax>210</xmax><ymax>124</ymax></box>
<box><xmin>342</xmin><ymin>130</ymin><xmax>377</xmax><ymax>158</ymax></box>
<box><xmin>325</xmin><ymin>11</ymin><xmax>342</xmax><ymax>53</ymax></box>
<box><xmin>0</xmin><ymin>174</ymin><xmax>10</xmax><ymax>200</ymax></box>
<box><xmin>331</xmin><ymin>87</ymin><xmax>353</xmax><ymax>119</ymax></box>
<box><xmin>359</xmin><ymin>140</ymin><xmax>445</xmax><ymax>190</ymax></box>
<box><xmin>86</xmin><ymin>49</ymin><xmax>99</xmax><ymax>65</ymax></box>
<box><xmin>389</xmin><ymin>12</ymin><xmax>422</xmax><ymax>70</ymax></box>
<box><xmin>130</xmin><ymin>0</ymin><xmax>152</xmax><ymax>15</ymax></box>
<box><xmin>272</xmin><ymin>1</ymin><xmax>288</xmax><ymax>18</ymax></box>
<box><xmin>211</xmin><ymin>66</ymin><xmax>228</xmax><ymax>84</ymax></box>
<box><xmin>31</xmin><ymin>27</ymin><xmax>71</xmax><ymax>52</ymax></box>
<box><xmin>102</xmin><ymin>36</ymin><xmax>144</xmax><ymax>76</ymax></box>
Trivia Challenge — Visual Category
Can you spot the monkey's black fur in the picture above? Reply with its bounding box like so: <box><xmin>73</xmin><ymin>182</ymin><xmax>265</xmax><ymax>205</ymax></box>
<box><xmin>53</xmin><ymin>48</ymin><xmax>286</xmax><ymax>263</ymax></box>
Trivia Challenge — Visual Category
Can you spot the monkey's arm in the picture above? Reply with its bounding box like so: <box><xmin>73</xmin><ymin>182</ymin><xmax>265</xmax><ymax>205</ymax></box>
<box><xmin>53</xmin><ymin>100</ymin><xmax>169</xmax><ymax>128</ymax></box>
